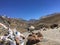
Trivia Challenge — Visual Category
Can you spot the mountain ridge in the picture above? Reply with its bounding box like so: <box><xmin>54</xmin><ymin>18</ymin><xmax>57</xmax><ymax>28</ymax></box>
<box><xmin>0</xmin><ymin>13</ymin><xmax>60</xmax><ymax>33</ymax></box>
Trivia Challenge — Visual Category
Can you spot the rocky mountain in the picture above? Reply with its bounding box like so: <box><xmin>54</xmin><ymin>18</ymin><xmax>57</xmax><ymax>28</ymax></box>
<box><xmin>33</xmin><ymin>13</ymin><xmax>60</xmax><ymax>29</ymax></box>
<box><xmin>0</xmin><ymin>13</ymin><xmax>60</xmax><ymax>34</ymax></box>
<box><xmin>0</xmin><ymin>15</ymin><xmax>28</xmax><ymax>34</ymax></box>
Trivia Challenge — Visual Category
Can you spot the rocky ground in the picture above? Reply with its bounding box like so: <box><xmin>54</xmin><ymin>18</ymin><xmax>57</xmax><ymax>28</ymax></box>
<box><xmin>0</xmin><ymin>27</ymin><xmax>60</xmax><ymax>45</ymax></box>
<box><xmin>23</xmin><ymin>28</ymin><xmax>60</xmax><ymax>45</ymax></box>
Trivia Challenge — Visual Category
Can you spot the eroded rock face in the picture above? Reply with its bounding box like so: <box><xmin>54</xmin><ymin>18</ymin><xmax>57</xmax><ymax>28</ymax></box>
<box><xmin>26</xmin><ymin>32</ymin><xmax>43</xmax><ymax>45</ymax></box>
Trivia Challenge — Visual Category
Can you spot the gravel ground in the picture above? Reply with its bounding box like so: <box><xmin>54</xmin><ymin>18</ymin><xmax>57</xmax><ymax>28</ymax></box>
<box><xmin>23</xmin><ymin>28</ymin><xmax>60</xmax><ymax>45</ymax></box>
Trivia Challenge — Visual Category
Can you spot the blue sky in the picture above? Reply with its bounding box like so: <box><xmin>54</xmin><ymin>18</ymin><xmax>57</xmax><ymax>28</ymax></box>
<box><xmin>0</xmin><ymin>0</ymin><xmax>60</xmax><ymax>20</ymax></box>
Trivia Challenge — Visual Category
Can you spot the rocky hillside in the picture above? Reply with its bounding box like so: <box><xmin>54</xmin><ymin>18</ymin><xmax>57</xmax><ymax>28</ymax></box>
<box><xmin>0</xmin><ymin>13</ymin><xmax>60</xmax><ymax>33</ymax></box>
<box><xmin>0</xmin><ymin>15</ymin><xmax>28</xmax><ymax>33</ymax></box>
<box><xmin>39</xmin><ymin>13</ymin><xmax>60</xmax><ymax>24</ymax></box>
<box><xmin>33</xmin><ymin>13</ymin><xmax>60</xmax><ymax>29</ymax></box>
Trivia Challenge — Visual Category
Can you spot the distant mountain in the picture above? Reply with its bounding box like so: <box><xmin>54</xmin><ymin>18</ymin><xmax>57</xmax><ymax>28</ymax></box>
<box><xmin>27</xmin><ymin>19</ymin><xmax>38</xmax><ymax>25</ymax></box>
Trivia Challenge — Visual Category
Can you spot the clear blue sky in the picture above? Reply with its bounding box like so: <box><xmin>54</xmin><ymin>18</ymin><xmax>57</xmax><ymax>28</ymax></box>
<box><xmin>0</xmin><ymin>0</ymin><xmax>60</xmax><ymax>20</ymax></box>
